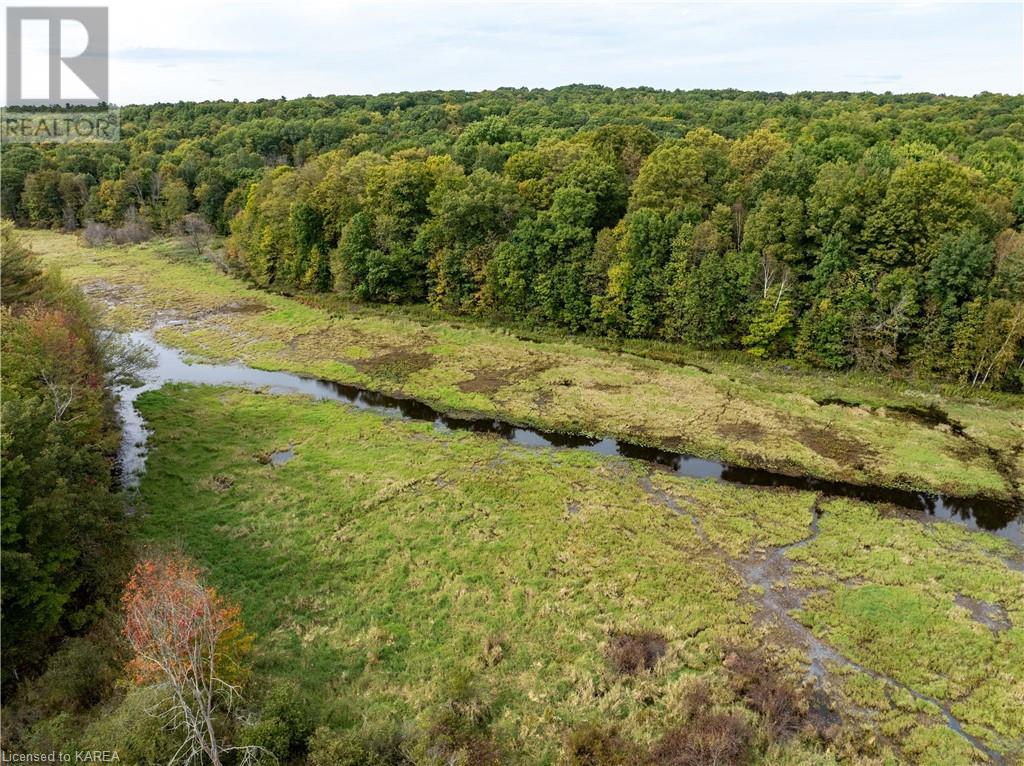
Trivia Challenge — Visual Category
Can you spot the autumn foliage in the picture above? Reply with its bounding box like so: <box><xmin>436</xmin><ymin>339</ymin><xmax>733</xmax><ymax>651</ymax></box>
<box><xmin>122</xmin><ymin>554</ymin><xmax>249</xmax><ymax>685</ymax></box>
<box><xmin>122</xmin><ymin>553</ymin><xmax>253</xmax><ymax>766</ymax></box>
<box><xmin>1</xmin><ymin>223</ymin><xmax>128</xmax><ymax>687</ymax></box>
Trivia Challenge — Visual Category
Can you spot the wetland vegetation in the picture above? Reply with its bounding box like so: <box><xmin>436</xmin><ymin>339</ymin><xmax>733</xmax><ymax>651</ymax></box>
<box><xmin>2</xmin><ymin>224</ymin><xmax>1021</xmax><ymax>765</ymax></box>
<box><xmin>25</xmin><ymin>231</ymin><xmax>1024</xmax><ymax>507</ymax></box>
<box><xmin>3</xmin><ymin>84</ymin><xmax>1024</xmax><ymax>765</ymax></box>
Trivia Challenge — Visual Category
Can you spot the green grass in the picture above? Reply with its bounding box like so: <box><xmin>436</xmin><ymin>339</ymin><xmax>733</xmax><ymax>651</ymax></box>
<box><xmin>136</xmin><ymin>385</ymin><xmax>747</xmax><ymax>760</ymax></box>
<box><xmin>26</xmin><ymin>230</ymin><xmax>1024</xmax><ymax>502</ymax></box>
<box><xmin>788</xmin><ymin>499</ymin><xmax>1024</xmax><ymax>755</ymax></box>
<box><xmin>131</xmin><ymin>385</ymin><xmax>1024</xmax><ymax>763</ymax></box>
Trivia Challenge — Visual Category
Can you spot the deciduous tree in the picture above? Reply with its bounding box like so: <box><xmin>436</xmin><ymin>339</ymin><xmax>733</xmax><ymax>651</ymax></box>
<box><xmin>122</xmin><ymin>554</ymin><xmax>260</xmax><ymax>766</ymax></box>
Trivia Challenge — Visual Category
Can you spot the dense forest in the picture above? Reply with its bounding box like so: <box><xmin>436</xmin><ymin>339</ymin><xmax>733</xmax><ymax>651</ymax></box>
<box><xmin>0</xmin><ymin>223</ymin><xmax>136</xmax><ymax>689</ymax></box>
<box><xmin>3</xmin><ymin>86</ymin><xmax>1023</xmax><ymax>389</ymax></box>
<box><xmin>3</xmin><ymin>87</ymin><xmax>1024</xmax><ymax>764</ymax></box>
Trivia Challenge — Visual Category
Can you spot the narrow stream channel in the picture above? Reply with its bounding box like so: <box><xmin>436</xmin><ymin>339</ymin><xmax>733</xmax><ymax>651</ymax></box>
<box><xmin>117</xmin><ymin>331</ymin><xmax>1022</xmax><ymax>545</ymax></box>
<box><xmin>641</xmin><ymin>485</ymin><xmax>1007</xmax><ymax>764</ymax></box>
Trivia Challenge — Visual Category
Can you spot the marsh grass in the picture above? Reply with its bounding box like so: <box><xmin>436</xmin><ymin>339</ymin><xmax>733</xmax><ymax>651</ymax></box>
<box><xmin>26</xmin><ymin>230</ymin><xmax>1023</xmax><ymax>501</ymax></box>
<box><xmin>129</xmin><ymin>385</ymin><xmax>1023</xmax><ymax>763</ymax></box>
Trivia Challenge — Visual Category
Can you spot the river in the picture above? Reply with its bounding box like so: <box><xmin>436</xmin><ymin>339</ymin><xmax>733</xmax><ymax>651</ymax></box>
<box><xmin>116</xmin><ymin>330</ymin><xmax>1022</xmax><ymax>545</ymax></box>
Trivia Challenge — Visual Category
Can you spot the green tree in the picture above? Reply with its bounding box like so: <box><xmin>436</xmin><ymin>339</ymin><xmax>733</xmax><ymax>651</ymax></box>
<box><xmin>1</xmin><ymin>221</ymin><xmax>43</xmax><ymax>303</ymax></box>
<box><xmin>743</xmin><ymin>297</ymin><xmax>796</xmax><ymax>358</ymax></box>
<box><xmin>1</xmin><ymin>231</ymin><xmax>130</xmax><ymax>685</ymax></box>
<box><xmin>864</xmin><ymin>158</ymin><xmax>991</xmax><ymax>267</ymax></box>
<box><xmin>22</xmin><ymin>170</ymin><xmax>64</xmax><ymax>228</ymax></box>
<box><xmin>629</xmin><ymin>135</ymin><xmax>729</xmax><ymax>219</ymax></box>
<box><xmin>602</xmin><ymin>209</ymin><xmax>677</xmax><ymax>337</ymax></box>
<box><xmin>1</xmin><ymin>145</ymin><xmax>43</xmax><ymax>223</ymax></box>
<box><xmin>290</xmin><ymin>200</ymin><xmax>326</xmax><ymax>288</ymax></box>
<box><xmin>423</xmin><ymin>169</ymin><xmax>525</xmax><ymax>311</ymax></box>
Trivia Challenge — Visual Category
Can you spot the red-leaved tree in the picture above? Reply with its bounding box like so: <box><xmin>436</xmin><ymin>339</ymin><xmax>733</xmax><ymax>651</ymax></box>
<box><xmin>122</xmin><ymin>554</ymin><xmax>261</xmax><ymax>766</ymax></box>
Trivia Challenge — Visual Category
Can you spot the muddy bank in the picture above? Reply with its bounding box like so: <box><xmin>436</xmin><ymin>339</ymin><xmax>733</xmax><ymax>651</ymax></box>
<box><xmin>117</xmin><ymin>331</ymin><xmax>1021</xmax><ymax>543</ymax></box>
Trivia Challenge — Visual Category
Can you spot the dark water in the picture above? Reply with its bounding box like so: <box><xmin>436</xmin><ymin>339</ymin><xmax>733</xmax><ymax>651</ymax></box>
<box><xmin>815</xmin><ymin>397</ymin><xmax>967</xmax><ymax>437</ymax></box>
<box><xmin>118</xmin><ymin>332</ymin><xmax>1022</xmax><ymax>544</ymax></box>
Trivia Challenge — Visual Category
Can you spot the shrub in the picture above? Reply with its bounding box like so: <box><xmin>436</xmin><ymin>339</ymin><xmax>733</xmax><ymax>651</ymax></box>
<box><xmin>308</xmin><ymin>727</ymin><xmax>376</xmax><ymax>766</ymax></box>
<box><xmin>81</xmin><ymin>220</ymin><xmax>111</xmax><ymax>246</ymax></box>
<box><xmin>650</xmin><ymin>711</ymin><xmax>751</xmax><ymax>766</ymax></box>
<box><xmin>481</xmin><ymin>633</ymin><xmax>506</xmax><ymax>667</ymax></box>
<box><xmin>3</xmin><ymin>623</ymin><xmax>124</xmax><ymax>742</ymax></box>
<box><xmin>80</xmin><ymin>213</ymin><xmax>152</xmax><ymax>247</ymax></box>
<box><xmin>259</xmin><ymin>681</ymin><xmax>315</xmax><ymax>752</ymax></box>
<box><xmin>308</xmin><ymin>724</ymin><xmax>407</xmax><ymax>766</ymax></box>
<box><xmin>33</xmin><ymin>627</ymin><xmax>124</xmax><ymax>713</ymax></box>
<box><xmin>77</xmin><ymin>685</ymin><xmax>181</xmax><ymax>766</ymax></box>
<box><xmin>746</xmin><ymin>676</ymin><xmax>803</xmax><ymax>742</ymax></box>
<box><xmin>722</xmin><ymin>645</ymin><xmax>807</xmax><ymax>743</ymax></box>
<box><xmin>239</xmin><ymin>718</ymin><xmax>293</xmax><ymax>761</ymax></box>
<box><xmin>418</xmin><ymin>670</ymin><xmax>502</xmax><ymax>766</ymax></box>
<box><xmin>239</xmin><ymin>684</ymin><xmax>315</xmax><ymax>761</ymax></box>
<box><xmin>14</xmin><ymin>713</ymin><xmax>77</xmax><ymax>754</ymax></box>
<box><xmin>606</xmin><ymin>631</ymin><xmax>667</xmax><ymax>675</ymax></box>
<box><xmin>561</xmin><ymin>722</ymin><xmax>646</xmax><ymax>766</ymax></box>
<box><xmin>114</xmin><ymin>210</ymin><xmax>152</xmax><ymax>244</ymax></box>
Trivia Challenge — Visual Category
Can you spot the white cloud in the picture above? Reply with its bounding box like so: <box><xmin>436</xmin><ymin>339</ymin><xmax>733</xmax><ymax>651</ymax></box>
<box><xmin>8</xmin><ymin>0</ymin><xmax>1021</xmax><ymax>103</ymax></box>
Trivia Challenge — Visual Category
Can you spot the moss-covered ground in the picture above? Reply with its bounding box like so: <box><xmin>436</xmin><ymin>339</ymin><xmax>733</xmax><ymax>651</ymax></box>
<box><xmin>26</xmin><ymin>230</ymin><xmax>1024</xmax><ymax>502</ymax></box>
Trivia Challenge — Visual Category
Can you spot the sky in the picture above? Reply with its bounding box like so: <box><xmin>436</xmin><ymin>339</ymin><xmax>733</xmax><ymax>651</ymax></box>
<box><xmin>4</xmin><ymin>1</ymin><xmax>1023</xmax><ymax>104</ymax></box>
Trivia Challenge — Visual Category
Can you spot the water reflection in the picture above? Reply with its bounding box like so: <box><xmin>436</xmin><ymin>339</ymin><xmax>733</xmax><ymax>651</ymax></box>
<box><xmin>117</xmin><ymin>332</ymin><xmax>1021</xmax><ymax>544</ymax></box>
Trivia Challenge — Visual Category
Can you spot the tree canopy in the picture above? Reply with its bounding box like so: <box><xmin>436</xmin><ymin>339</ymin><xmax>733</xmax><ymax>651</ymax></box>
<box><xmin>5</xmin><ymin>86</ymin><xmax>1022</xmax><ymax>389</ymax></box>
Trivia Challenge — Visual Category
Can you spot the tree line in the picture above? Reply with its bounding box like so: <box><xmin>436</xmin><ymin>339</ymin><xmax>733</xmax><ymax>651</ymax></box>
<box><xmin>0</xmin><ymin>227</ymin><xmax>276</xmax><ymax>762</ymax></box>
<box><xmin>0</xmin><ymin>223</ymin><xmax>142</xmax><ymax>688</ymax></box>
<box><xmin>3</xmin><ymin>87</ymin><xmax>1022</xmax><ymax>389</ymax></box>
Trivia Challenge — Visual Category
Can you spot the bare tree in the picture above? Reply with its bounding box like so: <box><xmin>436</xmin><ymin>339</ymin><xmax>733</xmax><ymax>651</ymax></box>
<box><xmin>759</xmin><ymin>252</ymin><xmax>790</xmax><ymax>310</ymax></box>
<box><xmin>971</xmin><ymin>302</ymin><xmax>1024</xmax><ymax>388</ymax></box>
<box><xmin>178</xmin><ymin>213</ymin><xmax>213</xmax><ymax>257</ymax></box>
<box><xmin>149</xmin><ymin>169</ymin><xmax>165</xmax><ymax>208</ymax></box>
<box><xmin>852</xmin><ymin>287</ymin><xmax>914</xmax><ymax>371</ymax></box>
<box><xmin>731</xmin><ymin>201</ymin><xmax>747</xmax><ymax>250</ymax></box>
<box><xmin>62</xmin><ymin>204</ymin><xmax>79</xmax><ymax>232</ymax></box>
<box><xmin>117</xmin><ymin>207</ymin><xmax>153</xmax><ymax>244</ymax></box>
<box><xmin>123</xmin><ymin>554</ymin><xmax>269</xmax><ymax>766</ymax></box>
<box><xmin>40</xmin><ymin>373</ymin><xmax>76</xmax><ymax>422</ymax></box>
<box><xmin>96</xmin><ymin>329</ymin><xmax>154</xmax><ymax>386</ymax></box>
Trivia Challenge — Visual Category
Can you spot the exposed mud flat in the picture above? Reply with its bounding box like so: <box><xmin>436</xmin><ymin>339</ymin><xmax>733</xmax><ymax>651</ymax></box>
<box><xmin>116</xmin><ymin>331</ymin><xmax>1022</xmax><ymax>542</ymax></box>
<box><xmin>457</xmin><ymin>358</ymin><xmax>557</xmax><ymax>394</ymax></box>
<box><xmin>796</xmin><ymin>424</ymin><xmax>877</xmax><ymax>468</ymax></box>
<box><xmin>353</xmin><ymin>348</ymin><xmax>436</xmax><ymax>381</ymax></box>
<box><xmin>954</xmin><ymin>594</ymin><xmax>1011</xmax><ymax>632</ymax></box>
<box><xmin>715</xmin><ymin>420</ymin><xmax>767</xmax><ymax>442</ymax></box>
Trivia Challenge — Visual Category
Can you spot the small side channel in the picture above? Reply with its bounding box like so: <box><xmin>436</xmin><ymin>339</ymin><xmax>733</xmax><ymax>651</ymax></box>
<box><xmin>116</xmin><ymin>331</ymin><xmax>1022</xmax><ymax>544</ymax></box>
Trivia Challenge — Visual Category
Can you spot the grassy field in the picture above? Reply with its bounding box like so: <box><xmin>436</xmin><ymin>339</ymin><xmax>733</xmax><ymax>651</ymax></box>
<box><xmin>25</xmin><ymin>230</ymin><xmax>1024</xmax><ymax>503</ymax></box>
<box><xmin>127</xmin><ymin>385</ymin><xmax>1024</xmax><ymax>764</ymax></box>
